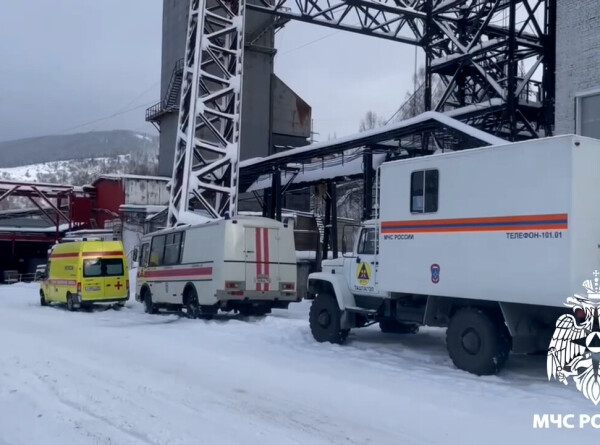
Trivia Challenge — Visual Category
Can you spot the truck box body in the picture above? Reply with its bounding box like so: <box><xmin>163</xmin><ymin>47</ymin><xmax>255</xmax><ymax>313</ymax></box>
<box><xmin>378</xmin><ymin>135</ymin><xmax>600</xmax><ymax>307</ymax></box>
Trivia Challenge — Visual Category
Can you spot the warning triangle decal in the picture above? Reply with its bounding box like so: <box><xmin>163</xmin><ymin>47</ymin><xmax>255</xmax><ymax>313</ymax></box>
<box><xmin>358</xmin><ymin>264</ymin><xmax>369</xmax><ymax>280</ymax></box>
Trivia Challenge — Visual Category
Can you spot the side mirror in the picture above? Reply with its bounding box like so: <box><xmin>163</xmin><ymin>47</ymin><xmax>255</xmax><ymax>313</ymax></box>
<box><xmin>132</xmin><ymin>247</ymin><xmax>138</xmax><ymax>262</ymax></box>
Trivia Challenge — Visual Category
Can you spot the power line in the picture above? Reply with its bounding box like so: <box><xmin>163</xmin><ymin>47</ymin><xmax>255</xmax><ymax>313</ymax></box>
<box><xmin>277</xmin><ymin>30</ymin><xmax>342</xmax><ymax>57</ymax></box>
<box><xmin>58</xmin><ymin>100</ymin><xmax>157</xmax><ymax>134</ymax></box>
<box><xmin>57</xmin><ymin>78</ymin><xmax>160</xmax><ymax>134</ymax></box>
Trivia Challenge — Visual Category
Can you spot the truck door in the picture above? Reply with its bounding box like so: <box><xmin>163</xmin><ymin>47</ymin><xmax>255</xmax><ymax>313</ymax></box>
<box><xmin>351</xmin><ymin>227</ymin><xmax>383</xmax><ymax>296</ymax></box>
<box><xmin>245</xmin><ymin>227</ymin><xmax>279</xmax><ymax>292</ymax></box>
<box><xmin>103</xmin><ymin>258</ymin><xmax>127</xmax><ymax>299</ymax></box>
<box><xmin>82</xmin><ymin>258</ymin><xmax>104</xmax><ymax>299</ymax></box>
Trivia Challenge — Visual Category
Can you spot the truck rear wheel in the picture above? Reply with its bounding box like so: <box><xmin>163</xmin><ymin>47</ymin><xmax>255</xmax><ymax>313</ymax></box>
<box><xmin>309</xmin><ymin>293</ymin><xmax>349</xmax><ymax>344</ymax></box>
<box><xmin>446</xmin><ymin>307</ymin><xmax>511</xmax><ymax>375</ymax></box>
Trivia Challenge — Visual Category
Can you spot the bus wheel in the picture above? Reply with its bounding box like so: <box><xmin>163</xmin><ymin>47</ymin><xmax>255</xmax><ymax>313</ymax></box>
<box><xmin>184</xmin><ymin>288</ymin><xmax>200</xmax><ymax>319</ymax></box>
<box><xmin>40</xmin><ymin>290</ymin><xmax>48</xmax><ymax>307</ymax></box>
<box><xmin>66</xmin><ymin>293</ymin><xmax>76</xmax><ymax>312</ymax></box>
<box><xmin>143</xmin><ymin>290</ymin><xmax>157</xmax><ymax>314</ymax></box>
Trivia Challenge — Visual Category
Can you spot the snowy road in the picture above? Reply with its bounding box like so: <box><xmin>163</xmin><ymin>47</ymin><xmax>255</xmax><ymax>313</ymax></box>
<box><xmin>0</xmin><ymin>283</ymin><xmax>597</xmax><ymax>444</ymax></box>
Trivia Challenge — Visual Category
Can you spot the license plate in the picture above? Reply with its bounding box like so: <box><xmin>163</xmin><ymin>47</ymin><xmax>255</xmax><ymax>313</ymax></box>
<box><xmin>85</xmin><ymin>286</ymin><xmax>101</xmax><ymax>292</ymax></box>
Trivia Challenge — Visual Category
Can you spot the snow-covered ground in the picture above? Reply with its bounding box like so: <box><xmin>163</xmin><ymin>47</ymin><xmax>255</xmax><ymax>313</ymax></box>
<box><xmin>0</xmin><ymin>282</ymin><xmax>596</xmax><ymax>444</ymax></box>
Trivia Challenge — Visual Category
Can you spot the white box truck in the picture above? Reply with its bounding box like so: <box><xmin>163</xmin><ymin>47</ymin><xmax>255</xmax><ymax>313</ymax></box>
<box><xmin>135</xmin><ymin>216</ymin><xmax>299</xmax><ymax>317</ymax></box>
<box><xmin>306</xmin><ymin>134</ymin><xmax>600</xmax><ymax>375</ymax></box>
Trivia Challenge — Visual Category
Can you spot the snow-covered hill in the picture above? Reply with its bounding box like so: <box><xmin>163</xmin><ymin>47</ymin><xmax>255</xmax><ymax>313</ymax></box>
<box><xmin>0</xmin><ymin>130</ymin><xmax>159</xmax><ymax>168</ymax></box>
<box><xmin>0</xmin><ymin>153</ymin><xmax>157</xmax><ymax>185</ymax></box>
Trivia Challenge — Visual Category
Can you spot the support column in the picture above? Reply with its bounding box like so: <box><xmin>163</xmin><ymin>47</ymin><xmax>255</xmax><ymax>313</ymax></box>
<box><xmin>543</xmin><ymin>0</ymin><xmax>556</xmax><ymax>137</ymax></box>
<box><xmin>424</xmin><ymin>0</ymin><xmax>433</xmax><ymax>112</ymax></box>
<box><xmin>269</xmin><ymin>169</ymin><xmax>282</xmax><ymax>221</ymax></box>
<box><xmin>363</xmin><ymin>150</ymin><xmax>373</xmax><ymax>221</ymax></box>
<box><xmin>506</xmin><ymin>0</ymin><xmax>518</xmax><ymax>141</ymax></box>
<box><xmin>322</xmin><ymin>184</ymin><xmax>331</xmax><ymax>263</ymax></box>
<box><xmin>329</xmin><ymin>182</ymin><xmax>338</xmax><ymax>259</ymax></box>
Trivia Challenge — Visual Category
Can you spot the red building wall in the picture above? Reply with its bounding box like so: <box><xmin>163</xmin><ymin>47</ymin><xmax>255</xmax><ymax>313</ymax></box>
<box><xmin>93</xmin><ymin>179</ymin><xmax>125</xmax><ymax>228</ymax></box>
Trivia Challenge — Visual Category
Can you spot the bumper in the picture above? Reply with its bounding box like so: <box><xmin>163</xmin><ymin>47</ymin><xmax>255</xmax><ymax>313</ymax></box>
<box><xmin>216</xmin><ymin>290</ymin><xmax>299</xmax><ymax>302</ymax></box>
<box><xmin>78</xmin><ymin>295</ymin><xmax>130</xmax><ymax>304</ymax></box>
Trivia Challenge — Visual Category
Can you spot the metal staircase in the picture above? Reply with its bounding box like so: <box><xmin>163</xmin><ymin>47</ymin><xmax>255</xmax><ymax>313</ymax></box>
<box><xmin>145</xmin><ymin>58</ymin><xmax>184</xmax><ymax>123</ymax></box>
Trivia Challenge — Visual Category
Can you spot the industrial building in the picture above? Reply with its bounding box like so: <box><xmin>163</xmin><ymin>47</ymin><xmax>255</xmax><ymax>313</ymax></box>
<box><xmin>555</xmin><ymin>0</ymin><xmax>600</xmax><ymax>138</ymax></box>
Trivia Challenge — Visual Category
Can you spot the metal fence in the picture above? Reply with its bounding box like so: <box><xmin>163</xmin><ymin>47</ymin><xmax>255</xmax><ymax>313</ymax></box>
<box><xmin>3</xmin><ymin>270</ymin><xmax>40</xmax><ymax>284</ymax></box>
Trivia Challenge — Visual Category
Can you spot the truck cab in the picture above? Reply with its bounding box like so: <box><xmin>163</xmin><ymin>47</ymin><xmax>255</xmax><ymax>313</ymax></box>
<box><xmin>321</xmin><ymin>221</ymin><xmax>386</xmax><ymax>298</ymax></box>
<box><xmin>307</xmin><ymin>221</ymin><xmax>419</xmax><ymax>345</ymax></box>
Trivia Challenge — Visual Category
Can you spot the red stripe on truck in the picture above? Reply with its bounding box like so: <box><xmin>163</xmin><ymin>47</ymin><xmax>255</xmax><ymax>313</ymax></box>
<box><xmin>143</xmin><ymin>267</ymin><xmax>212</xmax><ymax>279</ymax></box>
<box><xmin>255</xmin><ymin>228</ymin><xmax>262</xmax><ymax>291</ymax></box>
<box><xmin>263</xmin><ymin>227</ymin><xmax>270</xmax><ymax>291</ymax></box>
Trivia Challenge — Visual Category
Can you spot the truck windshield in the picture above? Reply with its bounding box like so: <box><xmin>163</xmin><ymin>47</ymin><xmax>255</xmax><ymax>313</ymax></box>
<box><xmin>84</xmin><ymin>258</ymin><xmax>124</xmax><ymax>277</ymax></box>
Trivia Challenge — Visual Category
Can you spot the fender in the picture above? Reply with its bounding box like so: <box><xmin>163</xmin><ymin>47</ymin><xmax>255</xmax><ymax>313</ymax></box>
<box><xmin>307</xmin><ymin>272</ymin><xmax>357</xmax><ymax>312</ymax></box>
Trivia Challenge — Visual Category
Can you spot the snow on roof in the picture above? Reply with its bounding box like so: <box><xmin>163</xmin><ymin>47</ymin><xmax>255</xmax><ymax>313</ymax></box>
<box><xmin>246</xmin><ymin>153</ymin><xmax>387</xmax><ymax>192</ymax></box>
<box><xmin>240</xmin><ymin>110</ymin><xmax>505</xmax><ymax>169</ymax></box>
<box><xmin>119</xmin><ymin>204</ymin><xmax>167</xmax><ymax>213</ymax></box>
<box><xmin>94</xmin><ymin>174</ymin><xmax>170</xmax><ymax>183</ymax></box>
<box><xmin>0</xmin><ymin>223</ymin><xmax>71</xmax><ymax>233</ymax></box>
<box><xmin>443</xmin><ymin>98</ymin><xmax>504</xmax><ymax>118</ymax></box>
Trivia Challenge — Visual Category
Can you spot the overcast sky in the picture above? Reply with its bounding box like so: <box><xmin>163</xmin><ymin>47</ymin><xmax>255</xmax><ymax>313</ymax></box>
<box><xmin>0</xmin><ymin>0</ymin><xmax>418</xmax><ymax>143</ymax></box>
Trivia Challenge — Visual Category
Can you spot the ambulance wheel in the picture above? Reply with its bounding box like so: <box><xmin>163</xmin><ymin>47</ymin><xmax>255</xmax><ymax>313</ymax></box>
<box><xmin>184</xmin><ymin>287</ymin><xmax>200</xmax><ymax>319</ymax></box>
<box><xmin>446</xmin><ymin>307</ymin><xmax>511</xmax><ymax>376</ymax></box>
<box><xmin>66</xmin><ymin>293</ymin><xmax>76</xmax><ymax>312</ymax></box>
<box><xmin>40</xmin><ymin>290</ymin><xmax>48</xmax><ymax>306</ymax></box>
<box><xmin>309</xmin><ymin>293</ymin><xmax>349</xmax><ymax>344</ymax></box>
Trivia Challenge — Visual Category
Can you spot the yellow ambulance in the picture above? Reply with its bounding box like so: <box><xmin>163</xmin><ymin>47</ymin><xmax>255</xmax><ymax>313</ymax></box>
<box><xmin>40</xmin><ymin>239</ymin><xmax>130</xmax><ymax>311</ymax></box>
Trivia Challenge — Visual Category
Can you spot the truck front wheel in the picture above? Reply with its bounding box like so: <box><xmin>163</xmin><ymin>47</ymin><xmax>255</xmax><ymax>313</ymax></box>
<box><xmin>446</xmin><ymin>307</ymin><xmax>511</xmax><ymax>376</ymax></box>
<box><xmin>309</xmin><ymin>293</ymin><xmax>349</xmax><ymax>344</ymax></box>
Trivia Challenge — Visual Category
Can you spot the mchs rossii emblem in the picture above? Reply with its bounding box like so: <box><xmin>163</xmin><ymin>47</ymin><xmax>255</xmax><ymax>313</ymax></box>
<box><xmin>548</xmin><ymin>271</ymin><xmax>600</xmax><ymax>405</ymax></box>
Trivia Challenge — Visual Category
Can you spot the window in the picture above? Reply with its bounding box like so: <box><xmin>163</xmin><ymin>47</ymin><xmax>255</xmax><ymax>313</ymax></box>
<box><xmin>140</xmin><ymin>243</ymin><xmax>150</xmax><ymax>268</ymax></box>
<box><xmin>83</xmin><ymin>259</ymin><xmax>124</xmax><ymax>277</ymax></box>
<box><xmin>357</xmin><ymin>228</ymin><xmax>378</xmax><ymax>255</ymax></box>
<box><xmin>84</xmin><ymin>259</ymin><xmax>103</xmax><ymax>277</ymax></box>
<box><xmin>163</xmin><ymin>231</ymin><xmax>184</xmax><ymax>265</ymax></box>
<box><xmin>149</xmin><ymin>235</ymin><xmax>166</xmax><ymax>267</ymax></box>
<box><xmin>411</xmin><ymin>169</ymin><xmax>438</xmax><ymax>213</ymax></box>
<box><xmin>104</xmin><ymin>259</ymin><xmax>124</xmax><ymax>276</ymax></box>
<box><xmin>576</xmin><ymin>90</ymin><xmax>600</xmax><ymax>139</ymax></box>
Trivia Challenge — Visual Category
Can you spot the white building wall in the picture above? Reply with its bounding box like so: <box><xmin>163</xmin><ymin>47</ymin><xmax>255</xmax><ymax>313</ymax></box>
<box><xmin>123</xmin><ymin>178</ymin><xmax>169</xmax><ymax>206</ymax></box>
<box><xmin>555</xmin><ymin>0</ymin><xmax>600</xmax><ymax>135</ymax></box>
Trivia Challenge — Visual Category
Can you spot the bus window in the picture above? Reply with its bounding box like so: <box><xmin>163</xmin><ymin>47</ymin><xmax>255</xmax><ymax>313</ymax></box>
<box><xmin>149</xmin><ymin>235</ymin><xmax>166</xmax><ymax>267</ymax></box>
